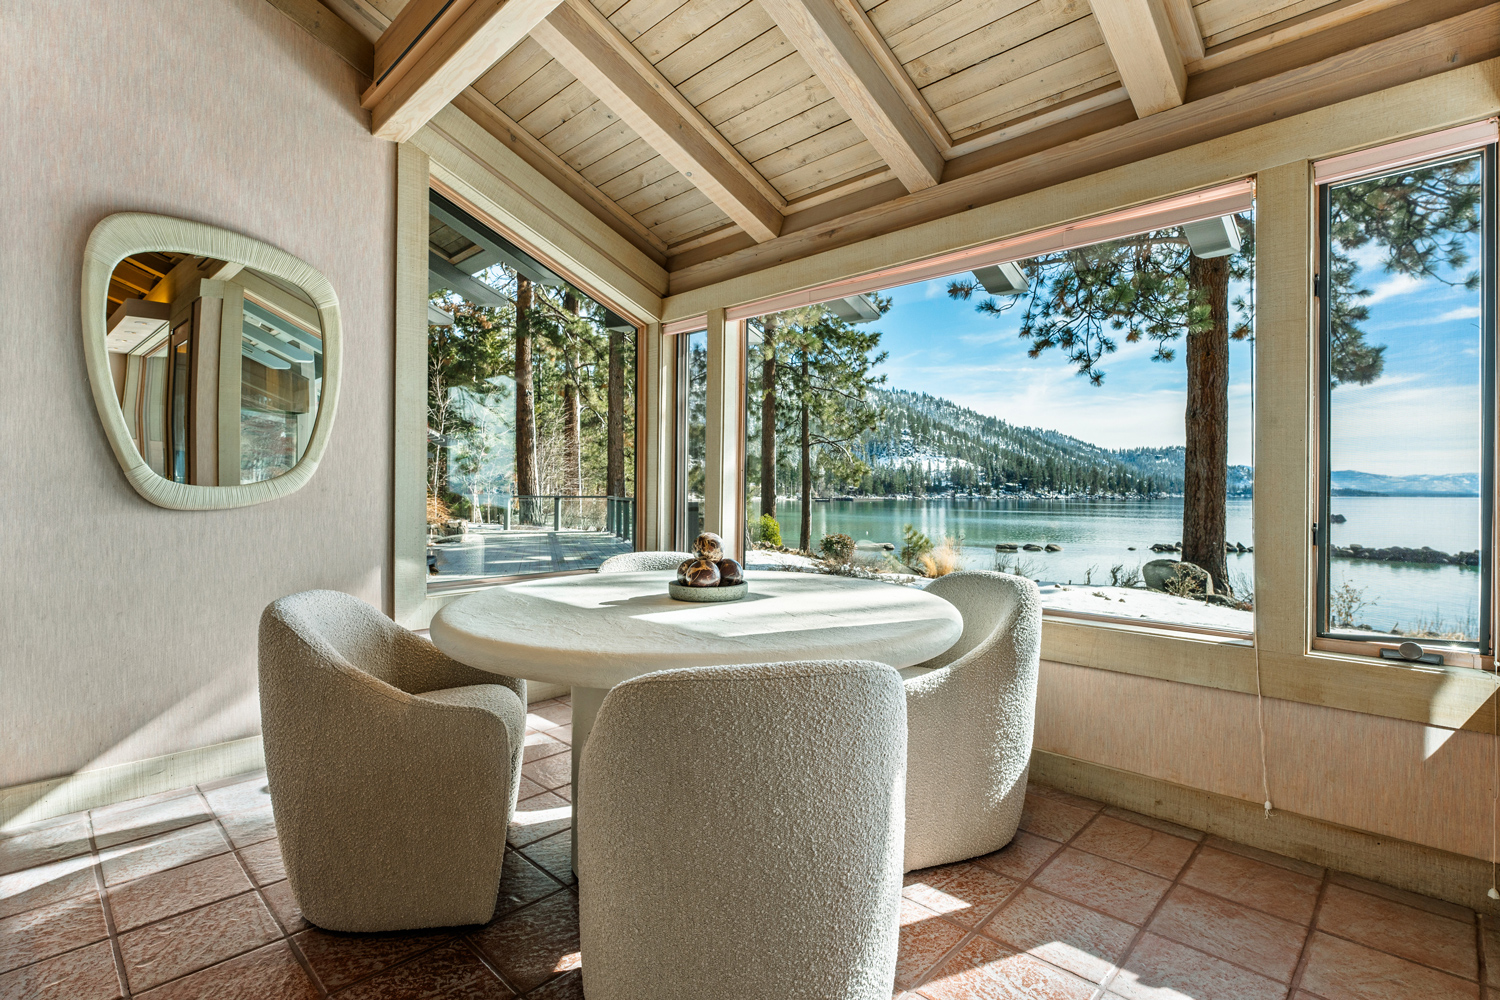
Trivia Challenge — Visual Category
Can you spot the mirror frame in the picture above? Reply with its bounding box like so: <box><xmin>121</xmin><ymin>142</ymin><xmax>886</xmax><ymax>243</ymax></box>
<box><xmin>82</xmin><ymin>213</ymin><xmax>343</xmax><ymax>509</ymax></box>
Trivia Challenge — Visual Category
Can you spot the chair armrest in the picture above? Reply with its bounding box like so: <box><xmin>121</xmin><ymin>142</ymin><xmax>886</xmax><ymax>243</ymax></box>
<box><xmin>392</xmin><ymin>628</ymin><xmax>526</xmax><ymax>705</ymax></box>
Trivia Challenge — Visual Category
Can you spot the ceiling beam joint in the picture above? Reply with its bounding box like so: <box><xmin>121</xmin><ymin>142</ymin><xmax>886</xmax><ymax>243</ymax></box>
<box><xmin>1090</xmin><ymin>0</ymin><xmax>1189</xmax><ymax>118</ymax></box>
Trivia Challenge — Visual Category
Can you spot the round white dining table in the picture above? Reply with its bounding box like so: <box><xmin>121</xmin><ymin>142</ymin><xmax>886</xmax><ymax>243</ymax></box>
<box><xmin>429</xmin><ymin>569</ymin><xmax>963</xmax><ymax>868</ymax></box>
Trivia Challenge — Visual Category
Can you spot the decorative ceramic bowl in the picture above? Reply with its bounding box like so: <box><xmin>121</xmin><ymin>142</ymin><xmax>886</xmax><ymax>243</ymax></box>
<box><xmin>668</xmin><ymin>581</ymin><xmax>749</xmax><ymax>603</ymax></box>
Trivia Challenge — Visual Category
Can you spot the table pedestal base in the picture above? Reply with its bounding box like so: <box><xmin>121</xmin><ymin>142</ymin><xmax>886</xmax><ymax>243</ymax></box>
<box><xmin>568</xmin><ymin>685</ymin><xmax>608</xmax><ymax>876</ymax></box>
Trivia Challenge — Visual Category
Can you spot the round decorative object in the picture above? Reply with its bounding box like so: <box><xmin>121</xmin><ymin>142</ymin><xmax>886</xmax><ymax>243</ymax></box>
<box><xmin>692</xmin><ymin>531</ymin><xmax>725</xmax><ymax>562</ymax></box>
<box><xmin>669</xmin><ymin>581</ymin><xmax>749</xmax><ymax>602</ymax></box>
<box><xmin>717</xmin><ymin>558</ymin><xmax>744</xmax><ymax>586</ymax></box>
<box><xmin>679</xmin><ymin>558</ymin><xmax>721</xmax><ymax>587</ymax></box>
<box><xmin>675</xmin><ymin>558</ymin><xmax>697</xmax><ymax>584</ymax></box>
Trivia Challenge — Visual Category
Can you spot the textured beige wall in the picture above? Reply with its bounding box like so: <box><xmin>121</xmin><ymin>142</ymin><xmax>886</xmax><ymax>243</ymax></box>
<box><xmin>0</xmin><ymin>0</ymin><xmax>394</xmax><ymax>788</ymax></box>
<box><xmin>1036</xmin><ymin>660</ymin><xmax>1495</xmax><ymax>861</ymax></box>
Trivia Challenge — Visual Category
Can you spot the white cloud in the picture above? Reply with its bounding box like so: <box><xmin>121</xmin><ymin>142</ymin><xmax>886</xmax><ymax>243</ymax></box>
<box><xmin>1365</xmin><ymin>274</ymin><xmax>1424</xmax><ymax>304</ymax></box>
<box><xmin>1438</xmin><ymin>305</ymin><xmax>1481</xmax><ymax>321</ymax></box>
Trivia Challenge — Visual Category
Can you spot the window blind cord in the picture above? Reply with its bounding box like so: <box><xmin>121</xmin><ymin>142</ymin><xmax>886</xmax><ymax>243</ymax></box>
<box><xmin>1248</xmin><ymin>258</ymin><xmax>1273</xmax><ymax>819</ymax></box>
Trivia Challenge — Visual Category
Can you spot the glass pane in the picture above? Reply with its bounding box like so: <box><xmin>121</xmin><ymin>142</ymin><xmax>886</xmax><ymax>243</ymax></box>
<box><xmin>425</xmin><ymin>192</ymin><xmax>636</xmax><ymax>588</ymax></box>
<box><xmin>1322</xmin><ymin>151</ymin><xmax>1487</xmax><ymax>644</ymax></box>
<box><xmin>744</xmin><ymin>212</ymin><xmax>1256</xmax><ymax>635</ymax></box>
<box><xmin>683</xmin><ymin>330</ymin><xmax>707</xmax><ymax>544</ymax></box>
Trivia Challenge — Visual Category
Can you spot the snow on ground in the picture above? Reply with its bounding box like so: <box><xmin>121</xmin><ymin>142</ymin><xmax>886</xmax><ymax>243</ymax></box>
<box><xmin>744</xmin><ymin>549</ymin><xmax>1252</xmax><ymax>632</ymax></box>
<box><xmin>1038</xmin><ymin>584</ymin><xmax>1253</xmax><ymax>631</ymax></box>
<box><xmin>744</xmin><ymin>549</ymin><xmax>823</xmax><ymax>570</ymax></box>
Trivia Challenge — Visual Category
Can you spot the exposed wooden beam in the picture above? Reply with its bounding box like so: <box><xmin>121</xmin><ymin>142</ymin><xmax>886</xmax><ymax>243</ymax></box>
<box><xmin>530</xmin><ymin>0</ymin><xmax>784</xmax><ymax>242</ymax></box>
<box><xmin>1188</xmin><ymin>0</ymin><xmax>1413</xmax><ymax>74</ymax></box>
<box><xmin>668</xmin><ymin>5</ymin><xmax>1500</xmax><ymax>294</ymax></box>
<box><xmin>1162</xmin><ymin>0</ymin><xmax>1205</xmax><ymax>63</ymax></box>
<box><xmin>1090</xmin><ymin>0</ymin><xmax>1188</xmax><ymax>118</ymax></box>
<box><xmin>757</xmin><ymin>0</ymin><xmax>944</xmax><ymax>192</ymax></box>
<box><xmin>362</xmin><ymin>0</ymin><xmax>564</xmax><ymax>143</ymax></box>
<box><xmin>832</xmin><ymin>0</ymin><xmax>952</xmax><ymax>155</ymax></box>
<box><xmin>451</xmin><ymin>88</ymin><xmax>671</xmax><ymax>262</ymax></box>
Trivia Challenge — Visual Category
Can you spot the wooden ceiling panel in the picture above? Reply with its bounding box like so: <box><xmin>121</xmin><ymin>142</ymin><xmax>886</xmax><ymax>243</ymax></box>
<box><xmin>518</xmin><ymin>79</ymin><xmax>605</xmax><ymax>138</ymax></box>
<box><xmin>579</xmin><ymin>137</ymin><xmax>664</xmax><ymax>187</ymax></box>
<box><xmin>879</xmin><ymin>0</ymin><xmax>1033</xmax><ymax>67</ymax></box>
<box><xmin>637</xmin><ymin>185</ymin><xmax>720</xmax><ymax>229</ymax></box>
<box><xmin>597</xmin><ymin>150</ymin><xmax>681</xmax><ymax>199</ymax></box>
<box><xmin>730</xmin><ymin>96</ymin><xmax>851</xmax><ymax>159</ymax></box>
<box><xmin>954</xmin><ymin>73</ymin><xmax>1123</xmax><ymax>142</ymax></box>
<box><xmin>653</xmin><ymin>2</ymin><xmax>777</xmax><ymax>86</ymax></box>
<box><xmin>471</xmin><ymin>37</ymin><xmax>555</xmax><ymax>106</ymax></box>
<box><xmin>617</xmin><ymin>172</ymin><xmax>701</xmax><ymax>218</ymax></box>
<box><xmin>769</xmin><ymin>149</ymin><xmax>888</xmax><ymax>204</ymax></box>
<box><xmin>557</xmin><ymin>116</ymin><xmax>640</xmax><ymax>170</ymax></box>
<box><xmin>905</xmin><ymin>0</ymin><xmax>1093</xmax><ymax>92</ymax></box>
<box><xmin>693</xmin><ymin>52</ymin><xmax>821</xmax><ymax>128</ymax></box>
<box><xmin>491</xmin><ymin>56</ymin><xmax>578</xmax><ymax>122</ymax></box>
<box><xmin>937</xmin><ymin>42</ymin><xmax>1117</xmax><ymax>136</ymax></box>
<box><xmin>751</xmin><ymin>119</ymin><xmax>869</xmax><ymax>181</ymax></box>
<box><xmin>919</xmin><ymin>14</ymin><xmax>1104</xmax><ymax>111</ymax></box>
<box><xmin>656</xmin><ymin>204</ymin><xmax>736</xmax><ymax>245</ymax></box>
<box><xmin>631</xmin><ymin>0</ymin><xmax>754</xmax><ymax>64</ymax></box>
<box><xmin>605</xmin><ymin>0</ymin><xmax>691</xmax><ymax>40</ymax></box>
<box><xmin>674</xmin><ymin>24</ymin><xmax>795</xmax><ymax>105</ymax></box>
<box><xmin>538</xmin><ymin>98</ymin><xmax>622</xmax><ymax>154</ymax></box>
<box><xmin>1194</xmin><ymin>0</ymin><xmax>1341</xmax><ymax>48</ymax></box>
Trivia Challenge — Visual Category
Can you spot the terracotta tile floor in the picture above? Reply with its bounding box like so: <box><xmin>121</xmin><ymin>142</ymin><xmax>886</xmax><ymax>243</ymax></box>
<box><xmin>2</xmin><ymin>697</ymin><xmax>1492</xmax><ymax>999</ymax></box>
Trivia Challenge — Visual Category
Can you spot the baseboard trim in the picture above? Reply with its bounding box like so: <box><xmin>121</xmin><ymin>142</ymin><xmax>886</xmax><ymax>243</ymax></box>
<box><xmin>1030</xmin><ymin>749</ymin><xmax>1499</xmax><ymax>915</ymax></box>
<box><xmin>1</xmin><ymin>737</ymin><xmax>267</xmax><ymax>830</ymax></box>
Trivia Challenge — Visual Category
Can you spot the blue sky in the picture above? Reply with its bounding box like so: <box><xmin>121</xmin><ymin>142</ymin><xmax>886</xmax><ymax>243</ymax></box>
<box><xmin>861</xmin><ymin>226</ymin><xmax>1483</xmax><ymax>475</ymax></box>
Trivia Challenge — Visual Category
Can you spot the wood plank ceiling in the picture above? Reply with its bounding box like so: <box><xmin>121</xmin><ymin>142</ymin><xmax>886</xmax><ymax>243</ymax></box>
<box><xmin>321</xmin><ymin>0</ymin><xmax>1500</xmax><ymax>291</ymax></box>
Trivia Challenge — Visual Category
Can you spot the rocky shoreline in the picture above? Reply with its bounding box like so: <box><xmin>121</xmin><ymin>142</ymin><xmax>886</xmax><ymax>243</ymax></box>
<box><xmin>1331</xmin><ymin>544</ymin><xmax>1479</xmax><ymax>566</ymax></box>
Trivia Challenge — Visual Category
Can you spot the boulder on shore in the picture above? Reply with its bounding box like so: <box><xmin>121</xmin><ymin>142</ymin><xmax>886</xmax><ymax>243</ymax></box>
<box><xmin>1022</xmin><ymin>543</ymin><xmax>1043</xmax><ymax>551</ymax></box>
<box><xmin>1044</xmin><ymin>543</ymin><xmax>1062</xmax><ymax>552</ymax></box>
<box><xmin>995</xmin><ymin>543</ymin><xmax>1019</xmax><ymax>552</ymax></box>
<box><xmin>1143</xmin><ymin>559</ymin><xmax>1214</xmax><ymax>596</ymax></box>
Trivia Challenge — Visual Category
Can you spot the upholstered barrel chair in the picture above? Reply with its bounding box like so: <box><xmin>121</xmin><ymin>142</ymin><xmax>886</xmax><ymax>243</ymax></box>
<box><xmin>578</xmin><ymin>660</ymin><xmax>906</xmax><ymax>1000</ymax></box>
<box><xmin>258</xmin><ymin>590</ymin><xmax>526</xmax><ymax>932</ymax></box>
<box><xmin>901</xmin><ymin>571</ymin><xmax>1042</xmax><ymax>872</ymax></box>
<box><xmin>596</xmin><ymin>550</ymin><xmax>694</xmax><ymax>573</ymax></box>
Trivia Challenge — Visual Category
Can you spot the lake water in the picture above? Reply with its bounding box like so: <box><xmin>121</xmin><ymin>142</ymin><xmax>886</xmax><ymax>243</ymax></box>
<box><xmin>769</xmin><ymin>496</ymin><xmax>1482</xmax><ymax>636</ymax></box>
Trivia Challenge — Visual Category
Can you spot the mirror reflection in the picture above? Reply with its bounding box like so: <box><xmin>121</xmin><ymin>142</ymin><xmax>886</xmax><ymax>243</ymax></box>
<box><xmin>104</xmin><ymin>254</ymin><xmax>325</xmax><ymax>485</ymax></box>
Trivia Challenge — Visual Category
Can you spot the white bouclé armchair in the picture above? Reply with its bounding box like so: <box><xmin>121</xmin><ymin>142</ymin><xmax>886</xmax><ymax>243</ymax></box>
<box><xmin>258</xmin><ymin>590</ymin><xmax>526</xmax><ymax>932</ymax></box>
<box><xmin>900</xmin><ymin>571</ymin><xmax>1042</xmax><ymax>872</ymax></box>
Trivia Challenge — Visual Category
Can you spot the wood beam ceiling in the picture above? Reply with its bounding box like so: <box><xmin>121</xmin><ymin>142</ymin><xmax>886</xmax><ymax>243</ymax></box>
<box><xmin>757</xmin><ymin>0</ymin><xmax>945</xmax><ymax>192</ymax></box>
<box><xmin>362</xmin><ymin>0</ymin><xmax>565</xmax><ymax>142</ymax></box>
<box><xmin>530</xmin><ymin>0</ymin><xmax>785</xmax><ymax>242</ymax></box>
<box><xmin>668</xmin><ymin>4</ymin><xmax>1500</xmax><ymax>293</ymax></box>
<box><xmin>1089</xmin><ymin>0</ymin><xmax>1189</xmax><ymax>118</ymax></box>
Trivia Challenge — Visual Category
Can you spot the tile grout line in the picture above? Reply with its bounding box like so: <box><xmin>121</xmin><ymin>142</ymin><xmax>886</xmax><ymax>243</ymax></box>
<box><xmin>1092</xmin><ymin>834</ymin><xmax>1209</xmax><ymax>999</ymax></box>
<box><xmin>458</xmin><ymin>933</ymin><xmax>523</xmax><ymax>995</ymax></box>
<box><xmin>87</xmin><ymin>809</ymin><xmax>134</xmax><ymax>999</ymax></box>
<box><xmin>906</xmin><ymin>794</ymin><xmax>1105</xmax><ymax>997</ymax></box>
<box><xmin>1286</xmin><ymin>868</ymin><xmax>1333</xmax><ymax>997</ymax></box>
<box><xmin>196</xmin><ymin>785</ymin><xmax>330</xmax><ymax>999</ymax></box>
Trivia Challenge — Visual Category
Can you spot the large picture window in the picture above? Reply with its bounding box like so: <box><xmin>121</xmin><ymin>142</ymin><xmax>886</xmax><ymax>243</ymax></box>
<box><xmin>425</xmin><ymin>191</ymin><xmax>637</xmax><ymax>589</ymax></box>
<box><xmin>742</xmin><ymin>198</ymin><xmax>1256</xmax><ymax>635</ymax></box>
<box><xmin>1316</xmin><ymin>140</ymin><xmax>1495</xmax><ymax>656</ymax></box>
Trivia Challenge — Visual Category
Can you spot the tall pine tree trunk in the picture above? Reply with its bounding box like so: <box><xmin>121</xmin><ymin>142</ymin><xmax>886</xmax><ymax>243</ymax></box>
<box><xmin>799</xmin><ymin>352</ymin><xmax>812</xmax><ymax>552</ymax></box>
<box><xmin>760</xmin><ymin>316</ymin><xmax>778</xmax><ymax>521</ymax></box>
<box><xmin>561</xmin><ymin>293</ymin><xmax>582</xmax><ymax>516</ymax></box>
<box><xmin>1182</xmin><ymin>254</ymin><xmax>1231</xmax><ymax>594</ymax></box>
<box><xmin>514</xmin><ymin>276</ymin><xmax>538</xmax><ymax>524</ymax></box>
<box><xmin>606</xmin><ymin>327</ymin><xmax>624</xmax><ymax>498</ymax></box>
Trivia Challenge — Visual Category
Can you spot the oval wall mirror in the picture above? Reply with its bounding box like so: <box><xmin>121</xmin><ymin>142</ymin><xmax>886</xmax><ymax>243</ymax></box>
<box><xmin>82</xmin><ymin>214</ymin><xmax>341</xmax><ymax>509</ymax></box>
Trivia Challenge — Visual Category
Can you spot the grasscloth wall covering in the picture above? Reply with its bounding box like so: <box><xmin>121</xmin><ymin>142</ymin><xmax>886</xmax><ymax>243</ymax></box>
<box><xmin>1036</xmin><ymin>660</ymin><xmax>1493</xmax><ymax>861</ymax></box>
<box><xmin>0</xmin><ymin>0</ymin><xmax>394</xmax><ymax>788</ymax></box>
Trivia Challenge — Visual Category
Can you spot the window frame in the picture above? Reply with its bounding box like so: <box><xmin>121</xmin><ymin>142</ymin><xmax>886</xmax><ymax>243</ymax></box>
<box><xmin>1313</xmin><ymin>141</ymin><xmax>1498</xmax><ymax>663</ymax></box>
